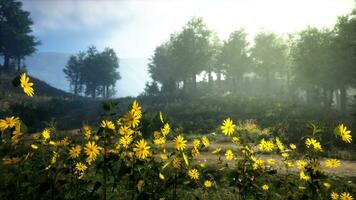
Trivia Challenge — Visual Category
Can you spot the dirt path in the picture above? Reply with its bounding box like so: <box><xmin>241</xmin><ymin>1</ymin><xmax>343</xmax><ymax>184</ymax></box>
<box><xmin>194</xmin><ymin>151</ymin><xmax>356</xmax><ymax>177</ymax></box>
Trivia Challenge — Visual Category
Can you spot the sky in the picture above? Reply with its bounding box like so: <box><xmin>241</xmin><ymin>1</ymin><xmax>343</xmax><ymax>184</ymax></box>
<box><xmin>20</xmin><ymin>0</ymin><xmax>355</xmax><ymax>97</ymax></box>
<box><xmin>22</xmin><ymin>0</ymin><xmax>355</xmax><ymax>59</ymax></box>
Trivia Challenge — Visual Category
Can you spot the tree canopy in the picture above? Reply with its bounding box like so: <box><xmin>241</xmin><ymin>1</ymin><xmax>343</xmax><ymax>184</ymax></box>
<box><xmin>0</xmin><ymin>0</ymin><xmax>39</xmax><ymax>72</ymax></box>
<box><xmin>63</xmin><ymin>46</ymin><xmax>120</xmax><ymax>98</ymax></box>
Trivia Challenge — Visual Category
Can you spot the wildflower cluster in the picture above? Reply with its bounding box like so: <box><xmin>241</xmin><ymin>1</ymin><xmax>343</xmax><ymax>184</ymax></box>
<box><xmin>0</xmin><ymin>76</ymin><xmax>354</xmax><ymax>199</ymax></box>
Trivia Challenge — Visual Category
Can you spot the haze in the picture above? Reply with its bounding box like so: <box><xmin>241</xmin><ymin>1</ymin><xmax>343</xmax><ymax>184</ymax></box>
<box><xmin>21</xmin><ymin>0</ymin><xmax>354</xmax><ymax>96</ymax></box>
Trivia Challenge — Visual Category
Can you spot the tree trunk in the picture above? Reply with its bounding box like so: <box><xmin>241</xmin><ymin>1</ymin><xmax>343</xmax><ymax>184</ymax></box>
<box><xmin>208</xmin><ymin>69</ymin><xmax>212</xmax><ymax>84</ymax></box>
<box><xmin>105</xmin><ymin>85</ymin><xmax>109</xmax><ymax>98</ymax></box>
<box><xmin>217</xmin><ymin>70</ymin><xmax>221</xmax><ymax>82</ymax></box>
<box><xmin>74</xmin><ymin>81</ymin><xmax>78</xmax><ymax>96</ymax></box>
<box><xmin>340</xmin><ymin>86</ymin><xmax>347</xmax><ymax>111</ymax></box>
<box><xmin>92</xmin><ymin>89</ymin><xmax>96</xmax><ymax>99</ymax></box>
<box><xmin>3</xmin><ymin>55</ymin><xmax>10</xmax><ymax>72</ymax></box>
<box><xmin>17</xmin><ymin>57</ymin><xmax>21</xmax><ymax>72</ymax></box>
<box><xmin>183</xmin><ymin>77</ymin><xmax>187</xmax><ymax>93</ymax></box>
<box><xmin>192</xmin><ymin>74</ymin><xmax>196</xmax><ymax>90</ymax></box>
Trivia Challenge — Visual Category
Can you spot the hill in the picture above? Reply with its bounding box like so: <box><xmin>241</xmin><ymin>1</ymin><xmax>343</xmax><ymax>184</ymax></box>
<box><xmin>0</xmin><ymin>73</ymin><xmax>73</xmax><ymax>98</ymax></box>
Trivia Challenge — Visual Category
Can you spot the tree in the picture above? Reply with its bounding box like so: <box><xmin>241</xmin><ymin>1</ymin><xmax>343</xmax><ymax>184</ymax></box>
<box><xmin>148</xmin><ymin>41</ymin><xmax>178</xmax><ymax>95</ymax></box>
<box><xmin>218</xmin><ymin>29</ymin><xmax>251</xmax><ymax>93</ymax></box>
<box><xmin>64</xmin><ymin>46</ymin><xmax>120</xmax><ymax>98</ymax></box>
<box><xmin>0</xmin><ymin>0</ymin><xmax>39</xmax><ymax>72</ymax></box>
<box><xmin>171</xmin><ymin>17</ymin><xmax>212</xmax><ymax>92</ymax></box>
<box><xmin>251</xmin><ymin>32</ymin><xmax>288</xmax><ymax>97</ymax></box>
<box><xmin>291</xmin><ymin>27</ymin><xmax>336</xmax><ymax>107</ymax></box>
<box><xmin>334</xmin><ymin>15</ymin><xmax>356</xmax><ymax>111</ymax></box>
<box><xmin>143</xmin><ymin>81</ymin><xmax>160</xmax><ymax>97</ymax></box>
<box><xmin>63</xmin><ymin>53</ymin><xmax>85</xmax><ymax>96</ymax></box>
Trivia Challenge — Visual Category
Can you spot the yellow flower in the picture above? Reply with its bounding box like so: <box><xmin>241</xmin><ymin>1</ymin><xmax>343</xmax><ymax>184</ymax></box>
<box><xmin>182</xmin><ymin>152</ymin><xmax>189</xmax><ymax>166</ymax></box>
<box><xmin>191</xmin><ymin>148</ymin><xmax>200</xmax><ymax>157</ymax></box>
<box><xmin>305</xmin><ymin>138</ymin><xmax>322</xmax><ymax>151</ymax></box>
<box><xmin>281</xmin><ymin>152</ymin><xmax>289</xmax><ymax>158</ymax></box>
<box><xmin>20</xmin><ymin>73</ymin><xmax>34</xmax><ymax>97</ymax></box>
<box><xmin>262</xmin><ymin>184</ymin><xmax>269</xmax><ymax>191</ymax></box>
<box><xmin>11</xmin><ymin>127</ymin><xmax>22</xmax><ymax>145</ymax></box>
<box><xmin>0</xmin><ymin>119</ymin><xmax>7</xmax><ymax>131</ymax></box>
<box><xmin>284</xmin><ymin>161</ymin><xmax>294</xmax><ymax>168</ymax></box>
<box><xmin>325</xmin><ymin>159</ymin><xmax>340</xmax><ymax>168</ymax></box>
<box><xmin>212</xmin><ymin>148</ymin><xmax>221</xmax><ymax>154</ymax></box>
<box><xmin>221</xmin><ymin>118</ymin><xmax>236</xmax><ymax>136</ymax></box>
<box><xmin>119</xmin><ymin>126</ymin><xmax>134</xmax><ymax>136</ymax></box>
<box><xmin>296</xmin><ymin>160</ymin><xmax>307</xmax><ymax>170</ymax></box>
<box><xmin>188</xmin><ymin>169</ymin><xmax>199</xmax><ymax>180</ymax></box>
<box><xmin>259</xmin><ymin>139</ymin><xmax>274</xmax><ymax>152</ymax></box>
<box><xmin>340</xmin><ymin>192</ymin><xmax>353</xmax><ymax>200</ymax></box>
<box><xmin>0</xmin><ymin>116</ymin><xmax>20</xmax><ymax>131</ymax></box>
<box><xmin>299</xmin><ymin>171</ymin><xmax>310</xmax><ymax>181</ymax></box>
<box><xmin>242</xmin><ymin>146</ymin><xmax>253</xmax><ymax>155</ymax></box>
<box><xmin>125</xmin><ymin>110</ymin><xmax>141</xmax><ymax>128</ymax></box>
<box><xmin>161</xmin><ymin>123</ymin><xmax>170</xmax><ymax>136</ymax></box>
<box><xmin>131</xmin><ymin>100</ymin><xmax>142</xmax><ymax>118</ymax></box>
<box><xmin>132</xmin><ymin>100</ymin><xmax>142</xmax><ymax>112</ymax></box>
<box><xmin>42</xmin><ymin>128</ymin><xmax>51</xmax><ymax>140</ymax></box>
<box><xmin>310</xmin><ymin>159</ymin><xmax>321</xmax><ymax>172</ymax></box>
<box><xmin>75</xmin><ymin>162</ymin><xmax>87</xmax><ymax>178</ymax></box>
<box><xmin>275</xmin><ymin>137</ymin><xmax>285</xmax><ymax>151</ymax></box>
<box><xmin>159</xmin><ymin>173</ymin><xmax>165</xmax><ymax>180</ymax></box>
<box><xmin>298</xmin><ymin>186</ymin><xmax>306</xmax><ymax>190</ymax></box>
<box><xmin>267</xmin><ymin>158</ymin><xmax>276</xmax><ymax>165</ymax></box>
<box><xmin>154</xmin><ymin>131</ymin><xmax>161</xmax><ymax>138</ymax></box>
<box><xmin>160</xmin><ymin>149</ymin><xmax>168</xmax><ymax>160</ymax></box>
<box><xmin>31</xmin><ymin>144</ymin><xmax>38</xmax><ymax>149</ymax></box>
<box><xmin>204</xmin><ymin>180</ymin><xmax>212</xmax><ymax>188</ymax></box>
<box><xmin>290</xmin><ymin>144</ymin><xmax>297</xmax><ymax>150</ymax></box>
<box><xmin>331</xmin><ymin>192</ymin><xmax>339</xmax><ymax>200</ymax></box>
<box><xmin>120</xmin><ymin>135</ymin><xmax>133</xmax><ymax>148</ymax></box>
<box><xmin>137</xmin><ymin>180</ymin><xmax>145</xmax><ymax>191</ymax></box>
<box><xmin>225</xmin><ymin>149</ymin><xmax>234</xmax><ymax>161</ymax></box>
<box><xmin>83</xmin><ymin>124</ymin><xmax>92</xmax><ymax>139</ymax></box>
<box><xmin>232</xmin><ymin>136</ymin><xmax>240</xmax><ymax>143</ymax></box>
<box><xmin>159</xmin><ymin>112</ymin><xmax>164</xmax><ymax>123</ymax></box>
<box><xmin>173</xmin><ymin>135</ymin><xmax>187</xmax><ymax>151</ymax></box>
<box><xmin>133</xmin><ymin>139</ymin><xmax>150</xmax><ymax>159</ymax></box>
<box><xmin>335</xmin><ymin>124</ymin><xmax>352</xmax><ymax>143</ymax></box>
<box><xmin>193</xmin><ymin>139</ymin><xmax>200</xmax><ymax>149</ymax></box>
<box><xmin>50</xmin><ymin>151</ymin><xmax>59</xmax><ymax>164</ymax></box>
<box><xmin>101</xmin><ymin>120</ymin><xmax>115</xmax><ymax>130</ymax></box>
<box><xmin>154</xmin><ymin>137</ymin><xmax>166</xmax><ymax>146</ymax></box>
<box><xmin>69</xmin><ymin>145</ymin><xmax>82</xmax><ymax>159</ymax></box>
<box><xmin>201</xmin><ymin>136</ymin><xmax>210</xmax><ymax>147</ymax></box>
<box><xmin>173</xmin><ymin>157</ymin><xmax>181</xmax><ymax>169</ymax></box>
<box><xmin>75</xmin><ymin>162</ymin><xmax>87</xmax><ymax>172</ymax></box>
<box><xmin>84</xmin><ymin>141</ymin><xmax>100</xmax><ymax>163</ymax></box>
<box><xmin>323</xmin><ymin>182</ymin><xmax>331</xmax><ymax>189</ymax></box>
<box><xmin>253</xmin><ymin>159</ymin><xmax>265</xmax><ymax>170</ymax></box>
<box><xmin>56</xmin><ymin>137</ymin><xmax>70</xmax><ymax>146</ymax></box>
<box><xmin>3</xmin><ymin>157</ymin><xmax>21</xmax><ymax>165</ymax></box>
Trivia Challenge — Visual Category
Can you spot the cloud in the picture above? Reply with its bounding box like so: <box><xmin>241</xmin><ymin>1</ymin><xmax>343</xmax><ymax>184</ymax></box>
<box><xmin>22</xmin><ymin>0</ymin><xmax>134</xmax><ymax>34</ymax></box>
<box><xmin>19</xmin><ymin>0</ymin><xmax>355</xmax><ymax>96</ymax></box>
<box><xmin>22</xmin><ymin>0</ymin><xmax>354</xmax><ymax>58</ymax></box>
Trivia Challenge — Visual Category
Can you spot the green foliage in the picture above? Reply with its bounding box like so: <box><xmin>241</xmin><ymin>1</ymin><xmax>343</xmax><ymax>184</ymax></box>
<box><xmin>63</xmin><ymin>46</ymin><xmax>120</xmax><ymax>98</ymax></box>
<box><xmin>0</xmin><ymin>0</ymin><xmax>39</xmax><ymax>72</ymax></box>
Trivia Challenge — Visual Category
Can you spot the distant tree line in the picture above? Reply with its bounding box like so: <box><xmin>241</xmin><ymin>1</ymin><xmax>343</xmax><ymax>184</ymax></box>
<box><xmin>63</xmin><ymin>46</ymin><xmax>120</xmax><ymax>98</ymax></box>
<box><xmin>144</xmin><ymin>15</ymin><xmax>356</xmax><ymax>112</ymax></box>
<box><xmin>0</xmin><ymin>0</ymin><xmax>39</xmax><ymax>73</ymax></box>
